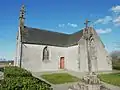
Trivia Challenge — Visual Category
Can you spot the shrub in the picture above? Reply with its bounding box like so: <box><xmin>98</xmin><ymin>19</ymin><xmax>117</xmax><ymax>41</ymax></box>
<box><xmin>4</xmin><ymin>66</ymin><xmax>32</xmax><ymax>77</ymax></box>
<box><xmin>0</xmin><ymin>67</ymin><xmax>4</xmax><ymax>72</ymax></box>
<box><xmin>0</xmin><ymin>77</ymin><xmax>52</xmax><ymax>90</ymax></box>
<box><xmin>112</xmin><ymin>60</ymin><xmax>120</xmax><ymax>70</ymax></box>
<box><xmin>0</xmin><ymin>66</ymin><xmax>53</xmax><ymax>90</ymax></box>
<box><xmin>113</xmin><ymin>65</ymin><xmax>120</xmax><ymax>70</ymax></box>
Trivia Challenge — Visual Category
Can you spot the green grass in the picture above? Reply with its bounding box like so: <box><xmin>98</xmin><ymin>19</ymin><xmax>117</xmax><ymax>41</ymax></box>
<box><xmin>41</xmin><ymin>73</ymin><xmax>80</xmax><ymax>84</ymax></box>
<box><xmin>99</xmin><ymin>73</ymin><xmax>120</xmax><ymax>86</ymax></box>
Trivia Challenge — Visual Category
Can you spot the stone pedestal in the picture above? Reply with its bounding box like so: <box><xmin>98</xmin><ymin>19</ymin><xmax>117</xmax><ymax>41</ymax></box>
<box><xmin>68</xmin><ymin>73</ymin><xmax>110</xmax><ymax>90</ymax></box>
<box><xmin>87</xmin><ymin>84</ymin><xmax>101</xmax><ymax>90</ymax></box>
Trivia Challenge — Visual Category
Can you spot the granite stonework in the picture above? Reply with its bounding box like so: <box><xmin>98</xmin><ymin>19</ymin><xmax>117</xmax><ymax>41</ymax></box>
<box><xmin>68</xmin><ymin>21</ymin><xmax>110</xmax><ymax>90</ymax></box>
<box><xmin>68</xmin><ymin>73</ymin><xmax>110</xmax><ymax>90</ymax></box>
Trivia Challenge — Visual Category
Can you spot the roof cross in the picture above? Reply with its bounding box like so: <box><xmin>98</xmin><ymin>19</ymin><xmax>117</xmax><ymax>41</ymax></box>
<box><xmin>19</xmin><ymin>5</ymin><xmax>25</xmax><ymax>19</ymax></box>
<box><xmin>19</xmin><ymin>5</ymin><xmax>26</xmax><ymax>27</ymax></box>
<box><xmin>84</xmin><ymin>19</ymin><xmax>90</xmax><ymax>28</ymax></box>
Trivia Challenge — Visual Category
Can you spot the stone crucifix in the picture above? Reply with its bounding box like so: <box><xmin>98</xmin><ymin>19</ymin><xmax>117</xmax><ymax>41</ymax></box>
<box><xmin>83</xmin><ymin>19</ymin><xmax>92</xmax><ymax>74</ymax></box>
<box><xmin>84</xmin><ymin>19</ymin><xmax>90</xmax><ymax>29</ymax></box>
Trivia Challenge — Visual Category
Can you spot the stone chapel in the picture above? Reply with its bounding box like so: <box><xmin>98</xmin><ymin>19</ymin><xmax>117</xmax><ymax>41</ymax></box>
<box><xmin>14</xmin><ymin>5</ymin><xmax>112</xmax><ymax>72</ymax></box>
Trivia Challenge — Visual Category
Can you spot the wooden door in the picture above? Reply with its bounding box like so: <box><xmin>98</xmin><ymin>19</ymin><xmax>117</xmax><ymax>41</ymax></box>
<box><xmin>60</xmin><ymin>57</ymin><xmax>64</xmax><ymax>69</ymax></box>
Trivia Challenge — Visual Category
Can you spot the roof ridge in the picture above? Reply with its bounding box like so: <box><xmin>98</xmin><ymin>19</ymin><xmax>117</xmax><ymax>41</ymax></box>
<box><xmin>25</xmin><ymin>26</ymin><xmax>70</xmax><ymax>35</ymax></box>
<box><xmin>24</xmin><ymin>26</ymin><xmax>83</xmax><ymax>35</ymax></box>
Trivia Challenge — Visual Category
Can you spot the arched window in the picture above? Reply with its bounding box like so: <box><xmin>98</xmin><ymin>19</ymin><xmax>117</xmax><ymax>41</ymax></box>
<box><xmin>43</xmin><ymin>46</ymin><xmax>49</xmax><ymax>61</ymax></box>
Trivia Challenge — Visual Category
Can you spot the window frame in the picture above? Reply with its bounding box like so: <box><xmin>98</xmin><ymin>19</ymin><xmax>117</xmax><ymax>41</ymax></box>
<box><xmin>42</xmin><ymin>46</ymin><xmax>49</xmax><ymax>61</ymax></box>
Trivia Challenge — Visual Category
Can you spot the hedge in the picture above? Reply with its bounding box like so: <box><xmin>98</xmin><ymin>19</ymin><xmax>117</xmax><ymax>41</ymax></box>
<box><xmin>4</xmin><ymin>66</ymin><xmax>32</xmax><ymax>77</ymax></box>
<box><xmin>112</xmin><ymin>60</ymin><xmax>120</xmax><ymax>70</ymax></box>
<box><xmin>0</xmin><ymin>67</ymin><xmax>4</xmax><ymax>72</ymax></box>
<box><xmin>0</xmin><ymin>66</ymin><xmax>53</xmax><ymax>90</ymax></box>
<box><xmin>113</xmin><ymin>65</ymin><xmax>120</xmax><ymax>70</ymax></box>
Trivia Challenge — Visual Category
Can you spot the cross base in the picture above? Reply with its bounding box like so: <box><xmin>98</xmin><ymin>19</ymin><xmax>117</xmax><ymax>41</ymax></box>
<box><xmin>68</xmin><ymin>72</ymin><xmax>110</xmax><ymax>90</ymax></box>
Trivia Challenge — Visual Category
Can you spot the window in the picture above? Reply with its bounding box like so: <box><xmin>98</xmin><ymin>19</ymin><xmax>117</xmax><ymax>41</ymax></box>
<box><xmin>43</xmin><ymin>46</ymin><xmax>49</xmax><ymax>61</ymax></box>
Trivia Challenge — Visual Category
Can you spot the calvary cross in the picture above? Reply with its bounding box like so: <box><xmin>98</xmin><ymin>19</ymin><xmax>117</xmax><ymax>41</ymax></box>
<box><xmin>84</xmin><ymin>19</ymin><xmax>90</xmax><ymax>28</ymax></box>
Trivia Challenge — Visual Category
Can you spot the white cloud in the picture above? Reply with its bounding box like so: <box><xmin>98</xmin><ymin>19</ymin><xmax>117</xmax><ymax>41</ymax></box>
<box><xmin>96</xmin><ymin>28</ymin><xmax>112</xmax><ymax>34</ymax></box>
<box><xmin>113</xmin><ymin>16</ymin><xmax>120</xmax><ymax>26</ymax></box>
<box><xmin>58</xmin><ymin>23</ymin><xmax>78</xmax><ymax>28</ymax></box>
<box><xmin>111</xmin><ymin>5</ymin><xmax>120</xmax><ymax>13</ymax></box>
<box><xmin>110</xmin><ymin>5</ymin><xmax>120</xmax><ymax>26</ymax></box>
<box><xmin>67</xmin><ymin>23</ymin><xmax>78</xmax><ymax>28</ymax></box>
<box><xmin>94</xmin><ymin>16</ymin><xmax>112</xmax><ymax>24</ymax></box>
<box><xmin>58</xmin><ymin>24</ymin><xmax>65</xmax><ymax>28</ymax></box>
<box><xmin>94</xmin><ymin>5</ymin><xmax>120</xmax><ymax>27</ymax></box>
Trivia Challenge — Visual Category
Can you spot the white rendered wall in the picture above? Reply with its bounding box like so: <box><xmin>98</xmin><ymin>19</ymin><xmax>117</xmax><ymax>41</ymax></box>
<box><xmin>21</xmin><ymin>44</ymin><xmax>68</xmax><ymax>72</ymax></box>
<box><xmin>65</xmin><ymin>45</ymin><xmax>79</xmax><ymax>72</ymax></box>
<box><xmin>14</xmin><ymin>27</ymin><xmax>21</xmax><ymax>66</ymax></box>
<box><xmin>78</xmin><ymin>37</ymin><xmax>89</xmax><ymax>72</ymax></box>
<box><xmin>21</xmin><ymin>44</ymin><xmax>79</xmax><ymax>72</ymax></box>
<box><xmin>92</xmin><ymin>28</ymin><xmax>112</xmax><ymax>71</ymax></box>
<box><xmin>95</xmin><ymin>35</ymin><xmax>112</xmax><ymax>71</ymax></box>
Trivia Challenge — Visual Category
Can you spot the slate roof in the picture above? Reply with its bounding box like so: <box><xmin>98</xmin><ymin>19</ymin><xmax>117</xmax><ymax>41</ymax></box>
<box><xmin>22</xmin><ymin>26</ymin><xmax>83</xmax><ymax>47</ymax></box>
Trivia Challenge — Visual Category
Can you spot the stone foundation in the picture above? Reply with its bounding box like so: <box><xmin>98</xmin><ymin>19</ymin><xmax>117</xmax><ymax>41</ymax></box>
<box><xmin>68</xmin><ymin>73</ymin><xmax>110</xmax><ymax>90</ymax></box>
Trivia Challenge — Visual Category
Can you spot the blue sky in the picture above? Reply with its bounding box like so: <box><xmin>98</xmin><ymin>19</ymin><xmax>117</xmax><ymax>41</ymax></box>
<box><xmin>0</xmin><ymin>0</ymin><xmax>120</xmax><ymax>60</ymax></box>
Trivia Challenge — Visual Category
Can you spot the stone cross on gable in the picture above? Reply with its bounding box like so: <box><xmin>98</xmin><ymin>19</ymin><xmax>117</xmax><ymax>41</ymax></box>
<box><xmin>84</xmin><ymin>19</ymin><xmax>90</xmax><ymax>28</ymax></box>
<box><xmin>83</xmin><ymin>19</ymin><xmax>91</xmax><ymax>40</ymax></box>
<box><xmin>19</xmin><ymin>5</ymin><xmax>26</xmax><ymax>27</ymax></box>
<box><xmin>19</xmin><ymin>5</ymin><xmax>25</xmax><ymax>19</ymax></box>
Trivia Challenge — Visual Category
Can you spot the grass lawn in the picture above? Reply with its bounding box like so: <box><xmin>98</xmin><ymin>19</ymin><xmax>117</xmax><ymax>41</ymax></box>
<box><xmin>41</xmin><ymin>73</ymin><xmax>80</xmax><ymax>84</ymax></box>
<box><xmin>99</xmin><ymin>73</ymin><xmax>120</xmax><ymax>86</ymax></box>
